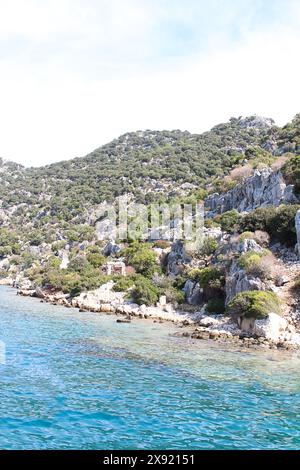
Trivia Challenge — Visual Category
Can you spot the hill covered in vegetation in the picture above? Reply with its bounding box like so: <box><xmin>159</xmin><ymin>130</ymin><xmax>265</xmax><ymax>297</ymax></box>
<box><xmin>0</xmin><ymin>113</ymin><xmax>299</xmax><ymax>338</ymax></box>
<box><xmin>0</xmin><ymin>114</ymin><xmax>298</xmax><ymax>228</ymax></box>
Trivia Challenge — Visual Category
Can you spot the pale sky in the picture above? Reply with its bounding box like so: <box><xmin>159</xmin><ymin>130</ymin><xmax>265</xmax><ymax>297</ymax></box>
<box><xmin>0</xmin><ymin>0</ymin><xmax>300</xmax><ymax>167</ymax></box>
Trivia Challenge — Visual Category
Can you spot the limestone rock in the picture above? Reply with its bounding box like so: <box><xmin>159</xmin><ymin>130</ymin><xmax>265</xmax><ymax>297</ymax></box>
<box><xmin>225</xmin><ymin>237</ymin><xmax>268</xmax><ymax>304</ymax></box>
<box><xmin>58</xmin><ymin>249</ymin><xmax>69</xmax><ymax>269</ymax></box>
<box><xmin>72</xmin><ymin>281</ymin><xmax>125</xmax><ymax>311</ymax></box>
<box><xmin>205</xmin><ymin>168</ymin><xmax>298</xmax><ymax>215</ymax></box>
<box><xmin>253</xmin><ymin>313</ymin><xmax>288</xmax><ymax>342</ymax></box>
<box><xmin>166</xmin><ymin>240</ymin><xmax>191</xmax><ymax>275</ymax></box>
<box><xmin>183</xmin><ymin>279</ymin><xmax>203</xmax><ymax>305</ymax></box>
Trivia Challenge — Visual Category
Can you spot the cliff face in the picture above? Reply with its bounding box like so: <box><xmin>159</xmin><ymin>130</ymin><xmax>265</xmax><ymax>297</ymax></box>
<box><xmin>205</xmin><ymin>168</ymin><xmax>298</xmax><ymax>215</ymax></box>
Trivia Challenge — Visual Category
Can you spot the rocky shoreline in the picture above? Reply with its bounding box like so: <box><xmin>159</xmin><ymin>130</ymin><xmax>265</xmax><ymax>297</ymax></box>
<box><xmin>3</xmin><ymin>279</ymin><xmax>298</xmax><ymax>353</ymax></box>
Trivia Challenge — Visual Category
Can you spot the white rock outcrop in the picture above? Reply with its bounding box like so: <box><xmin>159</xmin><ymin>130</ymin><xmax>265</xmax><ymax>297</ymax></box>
<box><xmin>205</xmin><ymin>168</ymin><xmax>297</xmax><ymax>215</ymax></box>
<box><xmin>253</xmin><ymin>313</ymin><xmax>288</xmax><ymax>342</ymax></box>
<box><xmin>72</xmin><ymin>281</ymin><xmax>125</xmax><ymax>310</ymax></box>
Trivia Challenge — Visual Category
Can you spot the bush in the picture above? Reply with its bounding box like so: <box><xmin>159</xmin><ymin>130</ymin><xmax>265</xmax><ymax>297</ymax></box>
<box><xmin>237</xmin><ymin>251</ymin><xmax>264</xmax><ymax>270</ymax></box>
<box><xmin>112</xmin><ymin>276</ymin><xmax>135</xmax><ymax>292</ymax></box>
<box><xmin>199</xmin><ymin>237</ymin><xmax>218</xmax><ymax>256</ymax></box>
<box><xmin>239</xmin><ymin>206</ymin><xmax>276</xmax><ymax>233</ymax></box>
<box><xmin>68</xmin><ymin>256</ymin><xmax>89</xmax><ymax>273</ymax></box>
<box><xmin>123</xmin><ymin>242</ymin><xmax>159</xmax><ymax>277</ymax></box>
<box><xmin>239</xmin><ymin>204</ymin><xmax>300</xmax><ymax>246</ymax></box>
<box><xmin>220</xmin><ymin>210</ymin><xmax>241</xmax><ymax>233</ymax></box>
<box><xmin>189</xmin><ymin>267</ymin><xmax>225</xmax><ymax>288</ymax></box>
<box><xmin>206</xmin><ymin>298</ymin><xmax>225</xmax><ymax>315</ymax></box>
<box><xmin>204</xmin><ymin>218</ymin><xmax>220</xmax><ymax>229</ymax></box>
<box><xmin>188</xmin><ymin>267</ymin><xmax>225</xmax><ymax>303</ymax></box>
<box><xmin>226</xmin><ymin>290</ymin><xmax>281</xmax><ymax>320</ymax></box>
<box><xmin>164</xmin><ymin>286</ymin><xmax>185</xmax><ymax>304</ymax></box>
<box><xmin>131</xmin><ymin>276</ymin><xmax>160</xmax><ymax>306</ymax></box>
<box><xmin>86</xmin><ymin>252</ymin><xmax>106</xmax><ymax>268</ymax></box>
<box><xmin>267</xmin><ymin>205</ymin><xmax>300</xmax><ymax>246</ymax></box>
<box><xmin>282</xmin><ymin>154</ymin><xmax>300</xmax><ymax>194</ymax></box>
<box><xmin>239</xmin><ymin>231</ymin><xmax>255</xmax><ymax>242</ymax></box>
<box><xmin>237</xmin><ymin>249</ymin><xmax>275</xmax><ymax>280</ymax></box>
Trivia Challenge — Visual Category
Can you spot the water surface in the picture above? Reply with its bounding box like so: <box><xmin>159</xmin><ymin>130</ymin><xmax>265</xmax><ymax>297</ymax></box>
<box><xmin>0</xmin><ymin>286</ymin><xmax>300</xmax><ymax>449</ymax></box>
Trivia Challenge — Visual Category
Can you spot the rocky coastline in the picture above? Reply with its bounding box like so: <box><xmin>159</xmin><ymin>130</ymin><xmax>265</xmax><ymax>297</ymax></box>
<box><xmin>1</xmin><ymin>277</ymin><xmax>299</xmax><ymax>353</ymax></box>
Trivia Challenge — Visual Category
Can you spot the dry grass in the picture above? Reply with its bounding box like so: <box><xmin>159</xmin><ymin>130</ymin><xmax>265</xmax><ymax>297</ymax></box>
<box><xmin>271</xmin><ymin>155</ymin><xmax>290</xmax><ymax>171</ymax></box>
<box><xmin>229</xmin><ymin>164</ymin><xmax>253</xmax><ymax>182</ymax></box>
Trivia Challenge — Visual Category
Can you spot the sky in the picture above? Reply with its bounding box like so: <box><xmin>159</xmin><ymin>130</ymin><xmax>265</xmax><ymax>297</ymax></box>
<box><xmin>0</xmin><ymin>0</ymin><xmax>300</xmax><ymax>167</ymax></box>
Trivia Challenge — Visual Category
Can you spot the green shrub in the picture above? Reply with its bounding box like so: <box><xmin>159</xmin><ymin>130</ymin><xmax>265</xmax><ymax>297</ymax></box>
<box><xmin>199</xmin><ymin>237</ymin><xmax>218</xmax><ymax>256</ymax></box>
<box><xmin>237</xmin><ymin>249</ymin><xmax>275</xmax><ymax>280</ymax></box>
<box><xmin>220</xmin><ymin>210</ymin><xmax>240</xmax><ymax>233</ymax></box>
<box><xmin>112</xmin><ymin>276</ymin><xmax>135</xmax><ymax>292</ymax></box>
<box><xmin>131</xmin><ymin>276</ymin><xmax>160</xmax><ymax>306</ymax></box>
<box><xmin>237</xmin><ymin>251</ymin><xmax>264</xmax><ymax>270</ymax></box>
<box><xmin>282</xmin><ymin>154</ymin><xmax>300</xmax><ymax>194</ymax></box>
<box><xmin>226</xmin><ymin>290</ymin><xmax>281</xmax><ymax>320</ymax></box>
<box><xmin>189</xmin><ymin>267</ymin><xmax>225</xmax><ymax>289</ymax></box>
<box><xmin>237</xmin><ymin>249</ymin><xmax>270</xmax><ymax>269</ymax></box>
<box><xmin>0</xmin><ymin>246</ymin><xmax>12</xmax><ymax>258</ymax></box>
<box><xmin>204</xmin><ymin>218</ymin><xmax>220</xmax><ymax>229</ymax></box>
<box><xmin>206</xmin><ymin>298</ymin><xmax>225</xmax><ymax>315</ymax></box>
<box><xmin>239</xmin><ymin>231</ymin><xmax>255</xmax><ymax>242</ymax></box>
<box><xmin>86</xmin><ymin>252</ymin><xmax>106</xmax><ymax>268</ymax></box>
<box><xmin>245</xmin><ymin>146</ymin><xmax>275</xmax><ymax>169</ymax></box>
<box><xmin>123</xmin><ymin>242</ymin><xmax>159</xmax><ymax>277</ymax></box>
<box><xmin>267</xmin><ymin>205</ymin><xmax>300</xmax><ymax>246</ymax></box>
<box><xmin>239</xmin><ymin>204</ymin><xmax>300</xmax><ymax>246</ymax></box>
<box><xmin>164</xmin><ymin>286</ymin><xmax>185</xmax><ymax>304</ymax></box>
<box><xmin>68</xmin><ymin>256</ymin><xmax>89</xmax><ymax>273</ymax></box>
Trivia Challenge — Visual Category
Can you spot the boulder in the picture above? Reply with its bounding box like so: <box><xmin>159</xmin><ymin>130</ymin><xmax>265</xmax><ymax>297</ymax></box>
<box><xmin>253</xmin><ymin>313</ymin><xmax>288</xmax><ymax>342</ymax></box>
<box><xmin>102</xmin><ymin>241</ymin><xmax>121</xmax><ymax>256</ymax></box>
<box><xmin>225</xmin><ymin>263</ymin><xmax>266</xmax><ymax>304</ymax></box>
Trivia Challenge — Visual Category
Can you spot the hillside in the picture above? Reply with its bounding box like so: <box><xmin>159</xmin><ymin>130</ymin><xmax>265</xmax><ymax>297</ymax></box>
<box><xmin>0</xmin><ymin>113</ymin><xmax>299</xmax><ymax>255</ymax></box>
<box><xmin>0</xmin><ymin>112</ymin><xmax>300</xmax><ymax>349</ymax></box>
<box><xmin>0</xmin><ymin>114</ymin><xmax>298</xmax><ymax>220</ymax></box>
<box><xmin>0</xmin><ymin>115</ymin><xmax>281</xmax><ymax>212</ymax></box>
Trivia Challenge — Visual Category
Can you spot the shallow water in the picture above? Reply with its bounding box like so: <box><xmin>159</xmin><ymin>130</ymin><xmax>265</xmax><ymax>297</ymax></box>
<box><xmin>0</xmin><ymin>285</ymin><xmax>300</xmax><ymax>449</ymax></box>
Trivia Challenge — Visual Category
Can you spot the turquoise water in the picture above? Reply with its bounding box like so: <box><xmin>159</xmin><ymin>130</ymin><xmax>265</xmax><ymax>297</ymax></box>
<box><xmin>1</xmin><ymin>286</ymin><xmax>300</xmax><ymax>450</ymax></box>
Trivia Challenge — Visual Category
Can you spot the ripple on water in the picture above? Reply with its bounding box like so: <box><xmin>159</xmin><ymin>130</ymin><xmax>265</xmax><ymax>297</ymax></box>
<box><xmin>1</xmin><ymin>286</ymin><xmax>300</xmax><ymax>449</ymax></box>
